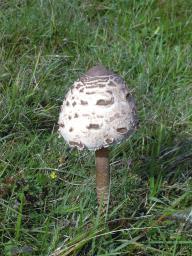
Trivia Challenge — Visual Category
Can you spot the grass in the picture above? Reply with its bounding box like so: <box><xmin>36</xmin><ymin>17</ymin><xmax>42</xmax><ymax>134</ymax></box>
<box><xmin>0</xmin><ymin>0</ymin><xmax>192</xmax><ymax>255</ymax></box>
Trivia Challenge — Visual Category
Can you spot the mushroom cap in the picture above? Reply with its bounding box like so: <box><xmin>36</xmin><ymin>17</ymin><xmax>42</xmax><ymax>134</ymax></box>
<box><xmin>58</xmin><ymin>65</ymin><xmax>138</xmax><ymax>151</ymax></box>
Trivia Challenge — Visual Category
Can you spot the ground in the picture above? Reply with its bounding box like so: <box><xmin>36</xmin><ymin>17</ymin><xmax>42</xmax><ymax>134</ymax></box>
<box><xmin>0</xmin><ymin>0</ymin><xmax>192</xmax><ymax>255</ymax></box>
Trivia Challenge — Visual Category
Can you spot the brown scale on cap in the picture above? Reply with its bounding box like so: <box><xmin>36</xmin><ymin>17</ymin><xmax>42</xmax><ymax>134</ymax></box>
<box><xmin>106</xmin><ymin>90</ymin><xmax>112</xmax><ymax>95</ymax></box>
<box><xmin>80</xmin><ymin>100</ymin><xmax>88</xmax><ymax>105</ymax></box>
<box><xmin>114</xmin><ymin>76</ymin><xmax>124</xmax><ymax>84</ymax></box>
<box><xmin>76</xmin><ymin>83</ymin><xmax>84</xmax><ymax>89</ymax></box>
<box><xmin>86</xmin><ymin>84</ymin><xmax>106</xmax><ymax>89</ymax></box>
<box><xmin>69</xmin><ymin>141</ymin><xmax>84</xmax><ymax>149</ymax></box>
<box><xmin>82</xmin><ymin>77</ymin><xmax>109</xmax><ymax>83</ymax></box>
<box><xmin>87</xmin><ymin>124</ymin><xmax>100</xmax><ymax>129</ymax></box>
<box><xmin>126</xmin><ymin>92</ymin><xmax>132</xmax><ymax>101</ymax></box>
<box><xmin>105</xmin><ymin>138</ymin><xmax>114</xmax><ymax>144</ymax></box>
<box><xmin>96</xmin><ymin>97</ymin><xmax>114</xmax><ymax>106</ymax></box>
<box><xmin>86</xmin><ymin>91</ymin><xmax>96</xmax><ymax>95</ymax></box>
<box><xmin>74</xmin><ymin>113</ymin><xmax>78</xmax><ymax>118</ymax></box>
<box><xmin>116</xmin><ymin>127</ymin><xmax>128</xmax><ymax>134</ymax></box>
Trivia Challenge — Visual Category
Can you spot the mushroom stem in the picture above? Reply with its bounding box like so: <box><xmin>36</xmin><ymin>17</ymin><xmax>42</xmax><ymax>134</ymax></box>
<box><xmin>95</xmin><ymin>148</ymin><xmax>110</xmax><ymax>208</ymax></box>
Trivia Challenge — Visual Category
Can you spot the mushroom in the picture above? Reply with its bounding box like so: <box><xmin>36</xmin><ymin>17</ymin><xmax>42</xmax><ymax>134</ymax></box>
<box><xmin>58</xmin><ymin>65</ymin><xmax>138</xmax><ymax>209</ymax></box>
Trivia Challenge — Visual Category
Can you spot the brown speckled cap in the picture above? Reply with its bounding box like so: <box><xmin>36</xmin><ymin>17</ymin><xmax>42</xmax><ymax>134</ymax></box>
<box><xmin>58</xmin><ymin>65</ymin><xmax>138</xmax><ymax>150</ymax></box>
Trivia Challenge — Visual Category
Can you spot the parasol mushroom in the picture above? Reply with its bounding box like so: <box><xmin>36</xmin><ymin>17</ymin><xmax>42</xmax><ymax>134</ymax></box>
<box><xmin>58</xmin><ymin>65</ymin><xmax>138</xmax><ymax>209</ymax></box>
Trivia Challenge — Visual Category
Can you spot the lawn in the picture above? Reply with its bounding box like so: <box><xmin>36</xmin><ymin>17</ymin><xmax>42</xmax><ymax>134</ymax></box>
<box><xmin>0</xmin><ymin>0</ymin><xmax>192</xmax><ymax>255</ymax></box>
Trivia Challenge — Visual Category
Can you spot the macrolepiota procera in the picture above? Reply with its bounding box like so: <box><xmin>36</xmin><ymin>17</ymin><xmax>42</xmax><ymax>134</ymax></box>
<box><xmin>58</xmin><ymin>65</ymin><xmax>138</xmax><ymax>209</ymax></box>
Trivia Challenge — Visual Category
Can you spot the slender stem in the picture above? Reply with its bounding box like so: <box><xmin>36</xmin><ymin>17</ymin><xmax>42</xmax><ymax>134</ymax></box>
<box><xmin>95</xmin><ymin>148</ymin><xmax>110</xmax><ymax>208</ymax></box>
